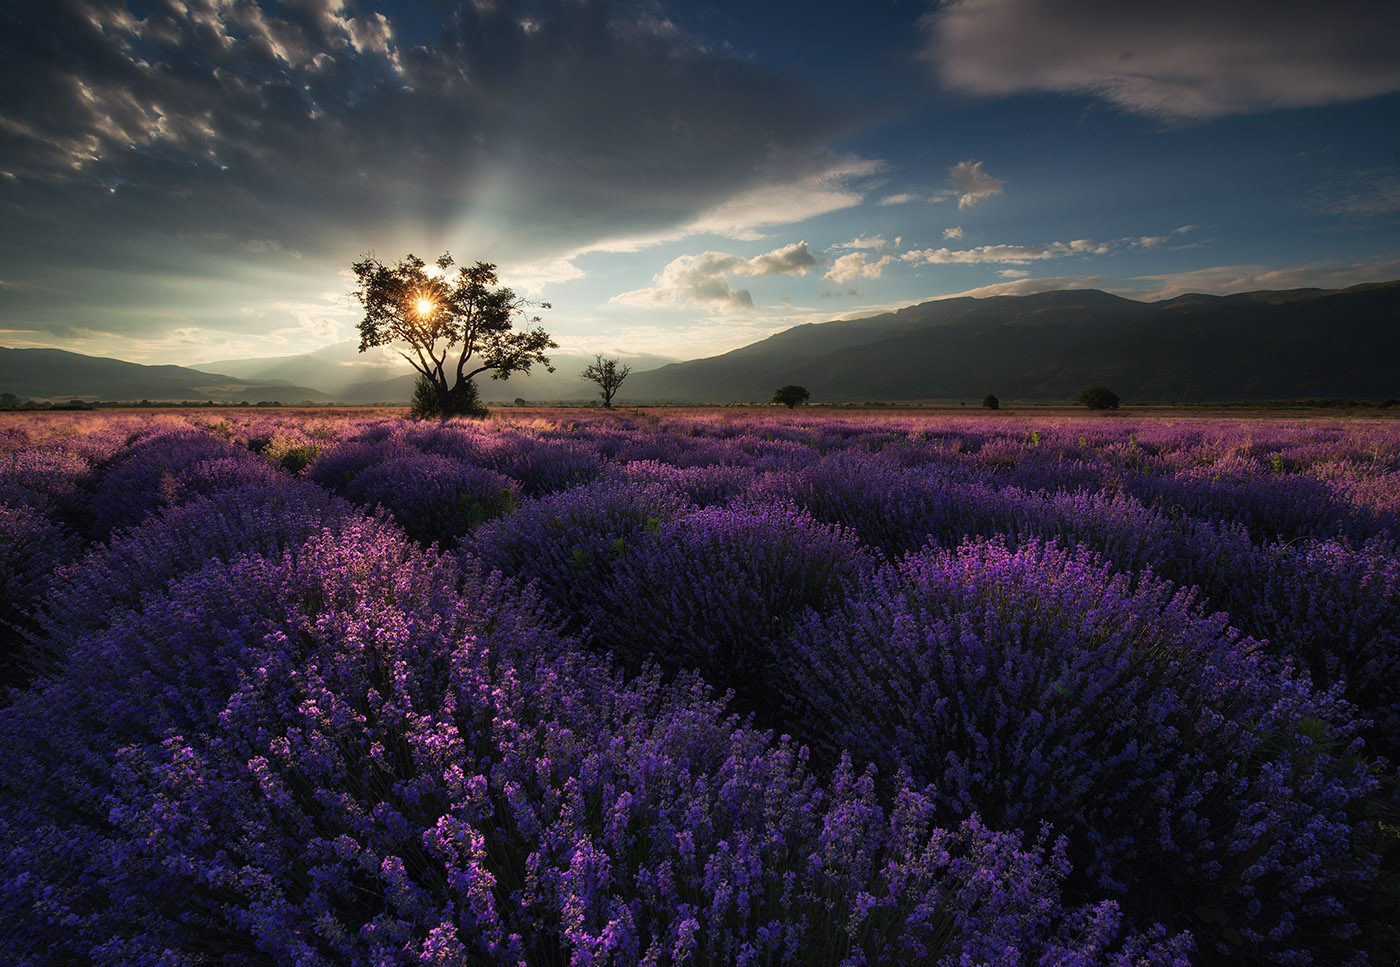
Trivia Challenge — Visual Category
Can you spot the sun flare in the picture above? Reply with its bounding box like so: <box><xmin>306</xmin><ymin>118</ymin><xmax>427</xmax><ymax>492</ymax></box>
<box><xmin>414</xmin><ymin>298</ymin><xmax>435</xmax><ymax>317</ymax></box>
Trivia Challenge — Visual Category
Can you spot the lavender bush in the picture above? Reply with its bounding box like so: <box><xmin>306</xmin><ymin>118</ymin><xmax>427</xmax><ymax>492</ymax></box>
<box><xmin>1</xmin><ymin>515</ymin><xmax>1189</xmax><ymax>966</ymax></box>
<box><xmin>2</xmin><ymin>408</ymin><xmax>1396</xmax><ymax>965</ymax></box>
<box><xmin>787</xmin><ymin>538</ymin><xmax>1382</xmax><ymax>962</ymax></box>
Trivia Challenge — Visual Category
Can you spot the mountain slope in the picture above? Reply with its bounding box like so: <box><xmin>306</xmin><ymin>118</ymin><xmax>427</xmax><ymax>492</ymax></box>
<box><xmin>622</xmin><ymin>282</ymin><xmax>1400</xmax><ymax>403</ymax></box>
<box><xmin>200</xmin><ymin>343</ymin><xmax>678</xmax><ymax>404</ymax></box>
<box><xmin>0</xmin><ymin>348</ymin><xmax>334</xmax><ymax>403</ymax></box>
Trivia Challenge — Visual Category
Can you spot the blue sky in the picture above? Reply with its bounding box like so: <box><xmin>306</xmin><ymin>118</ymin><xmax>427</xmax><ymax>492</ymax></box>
<box><xmin>2</xmin><ymin>0</ymin><xmax>1398</xmax><ymax>367</ymax></box>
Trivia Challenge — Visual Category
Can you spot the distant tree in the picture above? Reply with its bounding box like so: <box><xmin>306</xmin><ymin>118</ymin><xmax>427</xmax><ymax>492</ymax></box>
<box><xmin>1078</xmin><ymin>386</ymin><xmax>1120</xmax><ymax>410</ymax></box>
<box><xmin>351</xmin><ymin>252</ymin><xmax>556</xmax><ymax>419</ymax></box>
<box><xmin>0</xmin><ymin>392</ymin><xmax>19</xmax><ymax>410</ymax></box>
<box><xmin>773</xmin><ymin>385</ymin><xmax>811</xmax><ymax>408</ymax></box>
<box><xmin>982</xmin><ymin>393</ymin><xmax>1000</xmax><ymax>410</ymax></box>
<box><xmin>581</xmin><ymin>354</ymin><xmax>631</xmax><ymax>409</ymax></box>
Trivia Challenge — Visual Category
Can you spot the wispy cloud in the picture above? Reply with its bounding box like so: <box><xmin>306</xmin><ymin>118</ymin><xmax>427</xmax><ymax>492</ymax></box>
<box><xmin>922</xmin><ymin>0</ymin><xmax>1400</xmax><ymax>120</ymax></box>
<box><xmin>903</xmin><ymin>229</ymin><xmax>1194</xmax><ymax>267</ymax></box>
<box><xmin>1310</xmin><ymin>168</ymin><xmax>1400</xmax><ymax>218</ymax></box>
<box><xmin>612</xmin><ymin>241</ymin><xmax>817</xmax><ymax>309</ymax></box>
<box><xmin>834</xmin><ymin>235</ymin><xmax>890</xmax><ymax>250</ymax></box>
<box><xmin>1128</xmin><ymin>259</ymin><xmax>1400</xmax><ymax>300</ymax></box>
<box><xmin>949</xmin><ymin>160</ymin><xmax>1004</xmax><ymax>208</ymax></box>
<box><xmin>934</xmin><ymin>258</ymin><xmax>1400</xmax><ymax>303</ymax></box>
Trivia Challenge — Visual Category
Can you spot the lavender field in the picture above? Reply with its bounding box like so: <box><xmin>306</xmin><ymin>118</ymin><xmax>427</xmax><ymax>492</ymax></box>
<box><xmin>2</xmin><ymin>408</ymin><xmax>1397</xmax><ymax>966</ymax></box>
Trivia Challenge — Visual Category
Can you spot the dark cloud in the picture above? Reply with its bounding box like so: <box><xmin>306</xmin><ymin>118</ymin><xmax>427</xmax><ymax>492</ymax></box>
<box><xmin>1</xmin><ymin>1</ymin><xmax>843</xmax><ymax>249</ymax></box>
<box><xmin>922</xmin><ymin>0</ymin><xmax>1400</xmax><ymax>119</ymax></box>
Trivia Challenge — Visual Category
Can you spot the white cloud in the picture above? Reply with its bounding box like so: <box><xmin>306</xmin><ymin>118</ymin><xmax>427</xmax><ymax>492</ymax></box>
<box><xmin>679</xmin><ymin>158</ymin><xmax>882</xmax><ymax>241</ymax></box>
<box><xmin>500</xmin><ymin>255</ymin><xmax>587</xmax><ymax>294</ymax></box>
<box><xmin>835</xmin><ymin>235</ymin><xmax>889</xmax><ymax>250</ymax></box>
<box><xmin>747</xmin><ymin>241</ymin><xmax>818</xmax><ymax>276</ymax></box>
<box><xmin>824</xmin><ymin>252</ymin><xmax>896</xmax><ymax>285</ymax></box>
<box><xmin>949</xmin><ymin>160</ymin><xmax>1004</xmax><ymax>208</ymax></box>
<box><xmin>936</xmin><ymin>276</ymin><xmax>1110</xmax><ymax>300</ymax></box>
<box><xmin>903</xmin><ymin>231</ymin><xmax>1185</xmax><ymax>266</ymax></box>
<box><xmin>943</xmin><ymin>226</ymin><xmax>964</xmax><ymax>240</ymax></box>
<box><xmin>903</xmin><ymin>239</ymin><xmax>1112</xmax><ymax>265</ymax></box>
<box><xmin>922</xmin><ymin>0</ymin><xmax>1400</xmax><ymax>120</ymax></box>
<box><xmin>613</xmin><ymin>241</ymin><xmax>817</xmax><ymax>309</ymax></box>
<box><xmin>877</xmin><ymin>192</ymin><xmax>920</xmax><ymax>206</ymax></box>
<box><xmin>998</xmin><ymin>268</ymin><xmax>1030</xmax><ymax>278</ymax></box>
<box><xmin>581</xmin><ymin>156</ymin><xmax>881</xmax><ymax>254</ymax></box>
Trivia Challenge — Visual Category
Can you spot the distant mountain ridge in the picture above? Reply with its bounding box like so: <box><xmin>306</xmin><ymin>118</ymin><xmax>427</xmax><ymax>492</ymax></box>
<box><xmin>0</xmin><ymin>348</ymin><xmax>335</xmax><ymax>404</ymax></box>
<box><xmin>622</xmin><ymin>281</ymin><xmax>1400</xmax><ymax>403</ymax></box>
<box><xmin>4</xmin><ymin>281</ymin><xmax>1397</xmax><ymax>404</ymax></box>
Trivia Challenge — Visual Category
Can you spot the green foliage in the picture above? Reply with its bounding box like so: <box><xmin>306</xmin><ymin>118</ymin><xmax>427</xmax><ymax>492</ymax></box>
<box><xmin>1078</xmin><ymin>385</ymin><xmax>1121</xmax><ymax>410</ymax></box>
<box><xmin>773</xmin><ymin>384</ymin><xmax>811</xmax><ymax>408</ymax></box>
<box><xmin>408</xmin><ymin>373</ymin><xmax>487</xmax><ymax>420</ymax></box>
<box><xmin>982</xmin><ymin>393</ymin><xmax>1000</xmax><ymax>410</ymax></box>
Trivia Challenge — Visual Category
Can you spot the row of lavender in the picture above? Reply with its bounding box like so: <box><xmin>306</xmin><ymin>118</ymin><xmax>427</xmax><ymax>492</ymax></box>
<box><xmin>2</xmin><ymin>409</ymin><xmax>1396</xmax><ymax>966</ymax></box>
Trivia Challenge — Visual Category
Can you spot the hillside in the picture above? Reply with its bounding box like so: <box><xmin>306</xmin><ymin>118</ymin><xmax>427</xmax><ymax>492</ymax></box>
<box><xmin>0</xmin><ymin>348</ymin><xmax>333</xmax><ymax>403</ymax></box>
<box><xmin>620</xmin><ymin>282</ymin><xmax>1400</xmax><ymax>403</ymax></box>
<box><xmin>6</xmin><ymin>282</ymin><xmax>1397</xmax><ymax>405</ymax></box>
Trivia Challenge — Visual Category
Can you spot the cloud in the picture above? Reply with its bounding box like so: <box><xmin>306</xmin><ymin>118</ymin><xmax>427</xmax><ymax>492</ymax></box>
<box><xmin>1310</xmin><ymin>168</ymin><xmax>1400</xmax><ymax>218</ymax></box>
<box><xmin>936</xmin><ymin>276</ymin><xmax>1111</xmax><ymax>300</ymax></box>
<box><xmin>877</xmin><ymin>192</ymin><xmax>920</xmax><ymax>206</ymax></box>
<box><xmin>824</xmin><ymin>252</ymin><xmax>896</xmax><ymax>285</ymax></box>
<box><xmin>240</xmin><ymin>240</ymin><xmax>302</xmax><ymax>258</ymax></box>
<box><xmin>835</xmin><ymin>235</ymin><xmax>889</xmax><ymax>250</ymax></box>
<box><xmin>949</xmin><ymin>161</ymin><xmax>1004</xmax><ymax>208</ymax></box>
<box><xmin>903</xmin><ymin>231</ymin><xmax>1187</xmax><ymax>266</ymax></box>
<box><xmin>943</xmin><ymin>226</ymin><xmax>964</xmax><ymax>240</ymax></box>
<box><xmin>579</xmin><ymin>155</ymin><xmax>881</xmax><ymax>253</ymax></box>
<box><xmin>922</xmin><ymin>0</ymin><xmax>1400</xmax><ymax>120</ymax></box>
<box><xmin>747</xmin><ymin>241</ymin><xmax>819</xmax><ymax>275</ymax></box>
<box><xmin>613</xmin><ymin>241</ymin><xmax>817</xmax><ymax>309</ymax></box>
<box><xmin>1127</xmin><ymin>259</ymin><xmax>1400</xmax><ymax>301</ymax></box>
<box><xmin>903</xmin><ymin>239</ymin><xmax>1112</xmax><ymax>265</ymax></box>
<box><xmin>0</xmin><ymin>0</ymin><xmax>862</xmax><ymax>340</ymax></box>
<box><xmin>998</xmin><ymin>268</ymin><xmax>1030</xmax><ymax>278</ymax></box>
<box><xmin>935</xmin><ymin>258</ymin><xmax>1400</xmax><ymax>303</ymax></box>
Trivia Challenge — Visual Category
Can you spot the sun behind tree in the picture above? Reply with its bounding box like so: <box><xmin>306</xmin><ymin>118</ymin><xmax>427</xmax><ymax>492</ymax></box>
<box><xmin>351</xmin><ymin>252</ymin><xmax>556</xmax><ymax>419</ymax></box>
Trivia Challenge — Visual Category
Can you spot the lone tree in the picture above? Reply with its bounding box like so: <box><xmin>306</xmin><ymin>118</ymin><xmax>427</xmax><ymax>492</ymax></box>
<box><xmin>1078</xmin><ymin>386</ymin><xmax>1120</xmax><ymax>410</ymax></box>
<box><xmin>351</xmin><ymin>252</ymin><xmax>556</xmax><ymax>419</ymax></box>
<box><xmin>581</xmin><ymin>354</ymin><xmax>631</xmax><ymax>409</ymax></box>
<box><xmin>773</xmin><ymin>384</ymin><xmax>810</xmax><ymax>408</ymax></box>
<box><xmin>982</xmin><ymin>393</ymin><xmax>1000</xmax><ymax>410</ymax></box>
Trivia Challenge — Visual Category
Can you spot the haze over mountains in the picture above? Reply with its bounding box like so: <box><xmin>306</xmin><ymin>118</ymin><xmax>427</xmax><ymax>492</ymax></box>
<box><xmin>4</xmin><ymin>282</ymin><xmax>1396</xmax><ymax>405</ymax></box>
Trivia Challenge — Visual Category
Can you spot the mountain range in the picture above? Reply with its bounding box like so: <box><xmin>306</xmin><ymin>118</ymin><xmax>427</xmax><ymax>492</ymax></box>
<box><xmin>621</xmin><ymin>281</ymin><xmax>1400</xmax><ymax>404</ymax></box>
<box><xmin>3</xmin><ymin>281</ymin><xmax>1396</xmax><ymax>405</ymax></box>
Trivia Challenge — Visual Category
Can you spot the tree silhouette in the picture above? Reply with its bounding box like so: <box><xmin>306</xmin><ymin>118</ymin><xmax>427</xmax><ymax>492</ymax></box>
<box><xmin>1077</xmin><ymin>386</ymin><xmax>1120</xmax><ymax>410</ymax></box>
<box><xmin>351</xmin><ymin>253</ymin><xmax>555</xmax><ymax>418</ymax></box>
<box><xmin>773</xmin><ymin>385</ymin><xmax>810</xmax><ymax>408</ymax></box>
<box><xmin>581</xmin><ymin>355</ymin><xmax>631</xmax><ymax>408</ymax></box>
<box><xmin>982</xmin><ymin>393</ymin><xmax>1000</xmax><ymax>410</ymax></box>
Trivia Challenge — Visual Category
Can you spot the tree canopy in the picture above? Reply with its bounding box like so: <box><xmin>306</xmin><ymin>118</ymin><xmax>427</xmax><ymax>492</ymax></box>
<box><xmin>581</xmin><ymin>355</ymin><xmax>631</xmax><ymax>409</ymax></box>
<box><xmin>1078</xmin><ymin>386</ymin><xmax>1121</xmax><ymax>410</ymax></box>
<box><xmin>351</xmin><ymin>253</ymin><xmax>556</xmax><ymax>418</ymax></box>
<box><xmin>773</xmin><ymin>385</ymin><xmax>810</xmax><ymax>408</ymax></box>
